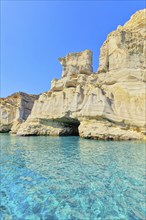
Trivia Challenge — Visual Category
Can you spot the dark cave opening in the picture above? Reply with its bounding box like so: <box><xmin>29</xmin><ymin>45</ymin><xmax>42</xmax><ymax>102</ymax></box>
<box><xmin>55</xmin><ymin>118</ymin><xmax>80</xmax><ymax>136</ymax></box>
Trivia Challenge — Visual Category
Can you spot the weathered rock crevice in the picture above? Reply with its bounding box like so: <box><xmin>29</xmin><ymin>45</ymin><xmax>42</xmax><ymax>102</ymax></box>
<box><xmin>16</xmin><ymin>117</ymin><xmax>80</xmax><ymax>136</ymax></box>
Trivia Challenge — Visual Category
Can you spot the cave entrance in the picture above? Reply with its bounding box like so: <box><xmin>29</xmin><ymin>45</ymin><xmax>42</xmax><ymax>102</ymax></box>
<box><xmin>55</xmin><ymin>117</ymin><xmax>80</xmax><ymax>136</ymax></box>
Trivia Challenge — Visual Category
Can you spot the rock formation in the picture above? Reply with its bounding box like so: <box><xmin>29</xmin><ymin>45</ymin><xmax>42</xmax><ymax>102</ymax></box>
<box><xmin>98</xmin><ymin>9</ymin><xmax>146</xmax><ymax>73</ymax></box>
<box><xmin>59</xmin><ymin>50</ymin><xmax>93</xmax><ymax>78</ymax></box>
<box><xmin>0</xmin><ymin>92</ymin><xmax>39</xmax><ymax>133</ymax></box>
<box><xmin>1</xmin><ymin>9</ymin><xmax>146</xmax><ymax>140</ymax></box>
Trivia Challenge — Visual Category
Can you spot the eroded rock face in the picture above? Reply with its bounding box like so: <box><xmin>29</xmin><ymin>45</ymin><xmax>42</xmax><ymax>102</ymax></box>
<box><xmin>98</xmin><ymin>9</ymin><xmax>146</xmax><ymax>73</ymax></box>
<box><xmin>58</xmin><ymin>50</ymin><xmax>93</xmax><ymax>78</ymax></box>
<box><xmin>4</xmin><ymin>9</ymin><xmax>146</xmax><ymax>140</ymax></box>
<box><xmin>0</xmin><ymin>92</ymin><xmax>39</xmax><ymax>133</ymax></box>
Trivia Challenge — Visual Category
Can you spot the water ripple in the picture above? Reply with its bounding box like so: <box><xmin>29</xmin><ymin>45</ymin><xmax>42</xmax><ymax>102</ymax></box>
<box><xmin>0</xmin><ymin>134</ymin><xmax>145</xmax><ymax>220</ymax></box>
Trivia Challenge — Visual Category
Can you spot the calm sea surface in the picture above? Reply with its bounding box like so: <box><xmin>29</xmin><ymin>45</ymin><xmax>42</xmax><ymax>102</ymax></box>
<box><xmin>0</xmin><ymin>134</ymin><xmax>145</xmax><ymax>220</ymax></box>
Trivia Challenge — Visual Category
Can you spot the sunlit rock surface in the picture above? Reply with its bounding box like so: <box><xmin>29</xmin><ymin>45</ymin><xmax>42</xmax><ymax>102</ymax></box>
<box><xmin>3</xmin><ymin>9</ymin><xmax>146</xmax><ymax>140</ymax></box>
<box><xmin>0</xmin><ymin>92</ymin><xmax>39</xmax><ymax>133</ymax></box>
<box><xmin>58</xmin><ymin>50</ymin><xmax>93</xmax><ymax>78</ymax></box>
<box><xmin>98</xmin><ymin>9</ymin><xmax>146</xmax><ymax>73</ymax></box>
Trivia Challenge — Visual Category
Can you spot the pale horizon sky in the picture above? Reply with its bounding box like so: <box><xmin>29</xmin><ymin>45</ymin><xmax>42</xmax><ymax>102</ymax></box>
<box><xmin>1</xmin><ymin>1</ymin><xmax>145</xmax><ymax>97</ymax></box>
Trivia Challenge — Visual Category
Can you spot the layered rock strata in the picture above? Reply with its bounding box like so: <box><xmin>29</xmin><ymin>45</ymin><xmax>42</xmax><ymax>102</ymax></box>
<box><xmin>1</xmin><ymin>9</ymin><xmax>146</xmax><ymax>140</ymax></box>
<box><xmin>0</xmin><ymin>92</ymin><xmax>39</xmax><ymax>133</ymax></box>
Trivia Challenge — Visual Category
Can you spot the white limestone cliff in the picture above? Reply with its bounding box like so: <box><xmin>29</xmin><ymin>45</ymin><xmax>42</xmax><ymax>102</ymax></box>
<box><xmin>59</xmin><ymin>50</ymin><xmax>93</xmax><ymax>78</ymax></box>
<box><xmin>98</xmin><ymin>9</ymin><xmax>146</xmax><ymax>73</ymax></box>
<box><xmin>0</xmin><ymin>92</ymin><xmax>39</xmax><ymax>133</ymax></box>
<box><xmin>1</xmin><ymin>9</ymin><xmax>146</xmax><ymax>140</ymax></box>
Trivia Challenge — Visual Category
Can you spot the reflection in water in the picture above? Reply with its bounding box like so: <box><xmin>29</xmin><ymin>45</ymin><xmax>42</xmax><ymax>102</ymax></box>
<box><xmin>0</xmin><ymin>134</ymin><xmax>146</xmax><ymax>220</ymax></box>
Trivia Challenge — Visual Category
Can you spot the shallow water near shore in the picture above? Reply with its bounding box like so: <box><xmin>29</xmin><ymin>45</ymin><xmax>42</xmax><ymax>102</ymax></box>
<box><xmin>0</xmin><ymin>134</ymin><xmax>145</xmax><ymax>220</ymax></box>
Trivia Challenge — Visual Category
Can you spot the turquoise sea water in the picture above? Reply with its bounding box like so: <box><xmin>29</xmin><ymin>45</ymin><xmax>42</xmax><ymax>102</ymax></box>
<box><xmin>0</xmin><ymin>134</ymin><xmax>145</xmax><ymax>220</ymax></box>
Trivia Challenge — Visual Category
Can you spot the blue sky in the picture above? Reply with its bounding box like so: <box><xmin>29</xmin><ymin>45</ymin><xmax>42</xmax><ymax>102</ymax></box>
<box><xmin>1</xmin><ymin>1</ymin><xmax>145</xmax><ymax>97</ymax></box>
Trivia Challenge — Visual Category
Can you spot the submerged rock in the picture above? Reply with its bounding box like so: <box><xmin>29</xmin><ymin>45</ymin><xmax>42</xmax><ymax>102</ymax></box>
<box><xmin>1</xmin><ymin>9</ymin><xmax>146</xmax><ymax>140</ymax></box>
